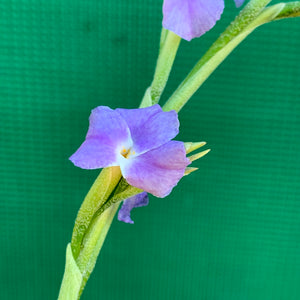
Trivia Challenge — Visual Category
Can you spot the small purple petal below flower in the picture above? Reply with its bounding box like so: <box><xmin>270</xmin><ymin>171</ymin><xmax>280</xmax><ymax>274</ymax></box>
<box><xmin>118</xmin><ymin>192</ymin><xmax>149</xmax><ymax>224</ymax></box>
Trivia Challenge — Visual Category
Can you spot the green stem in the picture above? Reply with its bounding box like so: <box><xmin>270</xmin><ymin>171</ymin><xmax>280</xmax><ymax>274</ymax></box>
<box><xmin>163</xmin><ymin>0</ymin><xmax>275</xmax><ymax>112</ymax></box>
<box><xmin>58</xmin><ymin>203</ymin><xmax>121</xmax><ymax>300</ymax></box>
<box><xmin>58</xmin><ymin>167</ymin><xmax>143</xmax><ymax>299</ymax></box>
<box><xmin>58</xmin><ymin>244</ymin><xmax>83</xmax><ymax>300</ymax></box>
<box><xmin>140</xmin><ymin>29</ymin><xmax>181</xmax><ymax>107</ymax></box>
<box><xmin>71</xmin><ymin>167</ymin><xmax>122</xmax><ymax>259</ymax></box>
<box><xmin>76</xmin><ymin>202</ymin><xmax>121</xmax><ymax>297</ymax></box>
<box><xmin>274</xmin><ymin>2</ymin><xmax>300</xmax><ymax>19</ymax></box>
<box><xmin>163</xmin><ymin>1</ymin><xmax>300</xmax><ymax>112</ymax></box>
<box><xmin>73</xmin><ymin>181</ymin><xmax>142</xmax><ymax>297</ymax></box>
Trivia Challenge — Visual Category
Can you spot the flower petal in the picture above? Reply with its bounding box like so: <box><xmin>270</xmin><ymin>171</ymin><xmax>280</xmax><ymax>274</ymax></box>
<box><xmin>120</xmin><ymin>141</ymin><xmax>190</xmax><ymax>198</ymax></box>
<box><xmin>118</xmin><ymin>192</ymin><xmax>149</xmax><ymax>224</ymax></box>
<box><xmin>70</xmin><ymin>106</ymin><xmax>132</xmax><ymax>169</ymax></box>
<box><xmin>234</xmin><ymin>0</ymin><xmax>245</xmax><ymax>8</ymax></box>
<box><xmin>116</xmin><ymin>105</ymin><xmax>179</xmax><ymax>155</ymax></box>
<box><xmin>163</xmin><ymin>0</ymin><xmax>224</xmax><ymax>41</ymax></box>
<box><xmin>69</xmin><ymin>137</ymin><xmax>117</xmax><ymax>169</ymax></box>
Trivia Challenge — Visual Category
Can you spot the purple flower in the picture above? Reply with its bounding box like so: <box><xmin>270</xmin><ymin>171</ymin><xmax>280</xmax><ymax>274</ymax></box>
<box><xmin>118</xmin><ymin>192</ymin><xmax>149</xmax><ymax>224</ymax></box>
<box><xmin>70</xmin><ymin>105</ymin><xmax>190</xmax><ymax>198</ymax></box>
<box><xmin>163</xmin><ymin>0</ymin><xmax>246</xmax><ymax>41</ymax></box>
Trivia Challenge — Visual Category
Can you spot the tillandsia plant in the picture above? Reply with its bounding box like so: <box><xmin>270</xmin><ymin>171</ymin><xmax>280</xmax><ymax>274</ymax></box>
<box><xmin>58</xmin><ymin>0</ymin><xmax>300</xmax><ymax>299</ymax></box>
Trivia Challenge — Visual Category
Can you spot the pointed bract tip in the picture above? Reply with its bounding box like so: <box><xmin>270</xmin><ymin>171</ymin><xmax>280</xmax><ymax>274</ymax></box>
<box><xmin>184</xmin><ymin>167</ymin><xmax>199</xmax><ymax>176</ymax></box>
<box><xmin>188</xmin><ymin>149</ymin><xmax>211</xmax><ymax>162</ymax></box>
<box><xmin>184</xmin><ymin>142</ymin><xmax>206</xmax><ymax>154</ymax></box>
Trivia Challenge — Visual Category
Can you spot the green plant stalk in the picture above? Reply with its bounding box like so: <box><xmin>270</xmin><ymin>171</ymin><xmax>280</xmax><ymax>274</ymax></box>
<box><xmin>76</xmin><ymin>202</ymin><xmax>121</xmax><ymax>297</ymax></box>
<box><xmin>163</xmin><ymin>1</ymin><xmax>300</xmax><ymax>112</ymax></box>
<box><xmin>71</xmin><ymin>167</ymin><xmax>122</xmax><ymax>260</ymax></box>
<box><xmin>58</xmin><ymin>203</ymin><xmax>120</xmax><ymax>300</ymax></box>
<box><xmin>274</xmin><ymin>1</ymin><xmax>300</xmax><ymax>19</ymax></box>
<box><xmin>163</xmin><ymin>0</ymin><xmax>278</xmax><ymax>112</ymax></box>
<box><xmin>140</xmin><ymin>29</ymin><xmax>181</xmax><ymax>107</ymax></box>
<box><xmin>58</xmin><ymin>167</ymin><xmax>142</xmax><ymax>300</ymax></box>
<box><xmin>58</xmin><ymin>244</ymin><xmax>82</xmax><ymax>300</ymax></box>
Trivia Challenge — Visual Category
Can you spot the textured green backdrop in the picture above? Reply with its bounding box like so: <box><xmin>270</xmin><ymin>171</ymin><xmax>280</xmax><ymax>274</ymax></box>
<box><xmin>1</xmin><ymin>1</ymin><xmax>300</xmax><ymax>299</ymax></box>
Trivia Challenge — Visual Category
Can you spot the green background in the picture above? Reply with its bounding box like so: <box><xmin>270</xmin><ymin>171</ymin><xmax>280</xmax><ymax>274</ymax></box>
<box><xmin>1</xmin><ymin>0</ymin><xmax>300</xmax><ymax>299</ymax></box>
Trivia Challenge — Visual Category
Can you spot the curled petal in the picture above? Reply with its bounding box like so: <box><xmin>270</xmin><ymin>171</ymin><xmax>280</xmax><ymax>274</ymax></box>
<box><xmin>163</xmin><ymin>0</ymin><xmax>224</xmax><ymax>41</ymax></box>
<box><xmin>116</xmin><ymin>105</ymin><xmax>179</xmax><ymax>155</ymax></box>
<box><xmin>121</xmin><ymin>141</ymin><xmax>190</xmax><ymax>198</ymax></box>
<box><xmin>118</xmin><ymin>192</ymin><xmax>149</xmax><ymax>224</ymax></box>
<box><xmin>70</xmin><ymin>106</ymin><xmax>132</xmax><ymax>169</ymax></box>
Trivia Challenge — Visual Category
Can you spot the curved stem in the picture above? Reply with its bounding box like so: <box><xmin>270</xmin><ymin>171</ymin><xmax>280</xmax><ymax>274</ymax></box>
<box><xmin>274</xmin><ymin>1</ymin><xmax>300</xmax><ymax>19</ymax></box>
<box><xmin>58</xmin><ymin>168</ymin><xmax>143</xmax><ymax>299</ymax></box>
<box><xmin>163</xmin><ymin>1</ymin><xmax>300</xmax><ymax>113</ymax></box>
<box><xmin>163</xmin><ymin>0</ymin><xmax>274</xmax><ymax>112</ymax></box>
<box><xmin>71</xmin><ymin>167</ymin><xmax>122</xmax><ymax>259</ymax></box>
<box><xmin>140</xmin><ymin>29</ymin><xmax>181</xmax><ymax>107</ymax></box>
<box><xmin>58</xmin><ymin>244</ymin><xmax>82</xmax><ymax>300</ymax></box>
<box><xmin>76</xmin><ymin>202</ymin><xmax>121</xmax><ymax>297</ymax></box>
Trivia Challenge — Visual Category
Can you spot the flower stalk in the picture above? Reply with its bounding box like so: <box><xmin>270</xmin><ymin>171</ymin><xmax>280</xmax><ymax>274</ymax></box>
<box><xmin>58</xmin><ymin>167</ymin><xmax>142</xmax><ymax>299</ymax></box>
<box><xmin>274</xmin><ymin>2</ymin><xmax>300</xmax><ymax>19</ymax></box>
<box><xmin>162</xmin><ymin>0</ymin><xmax>298</xmax><ymax>112</ymax></box>
<box><xmin>140</xmin><ymin>29</ymin><xmax>181</xmax><ymax>107</ymax></box>
<box><xmin>70</xmin><ymin>167</ymin><xmax>122</xmax><ymax>260</ymax></box>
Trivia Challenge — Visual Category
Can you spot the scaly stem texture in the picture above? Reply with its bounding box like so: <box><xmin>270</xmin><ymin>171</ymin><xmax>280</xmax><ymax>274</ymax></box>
<box><xmin>58</xmin><ymin>167</ymin><xmax>142</xmax><ymax>299</ymax></box>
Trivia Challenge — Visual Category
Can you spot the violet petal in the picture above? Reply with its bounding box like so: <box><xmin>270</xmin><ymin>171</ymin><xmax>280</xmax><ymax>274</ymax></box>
<box><xmin>121</xmin><ymin>141</ymin><xmax>190</xmax><ymax>198</ymax></box>
<box><xmin>116</xmin><ymin>105</ymin><xmax>179</xmax><ymax>155</ymax></box>
<box><xmin>70</xmin><ymin>106</ymin><xmax>132</xmax><ymax>169</ymax></box>
<box><xmin>118</xmin><ymin>192</ymin><xmax>149</xmax><ymax>224</ymax></box>
<box><xmin>69</xmin><ymin>137</ymin><xmax>119</xmax><ymax>169</ymax></box>
<box><xmin>163</xmin><ymin>0</ymin><xmax>224</xmax><ymax>41</ymax></box>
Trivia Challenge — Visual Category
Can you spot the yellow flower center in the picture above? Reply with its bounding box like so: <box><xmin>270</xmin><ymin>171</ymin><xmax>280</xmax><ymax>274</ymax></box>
<box><xmin>120</xmin><ymin>147</ymin><xmax>135</xmax><ymax>159</ymax></box>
